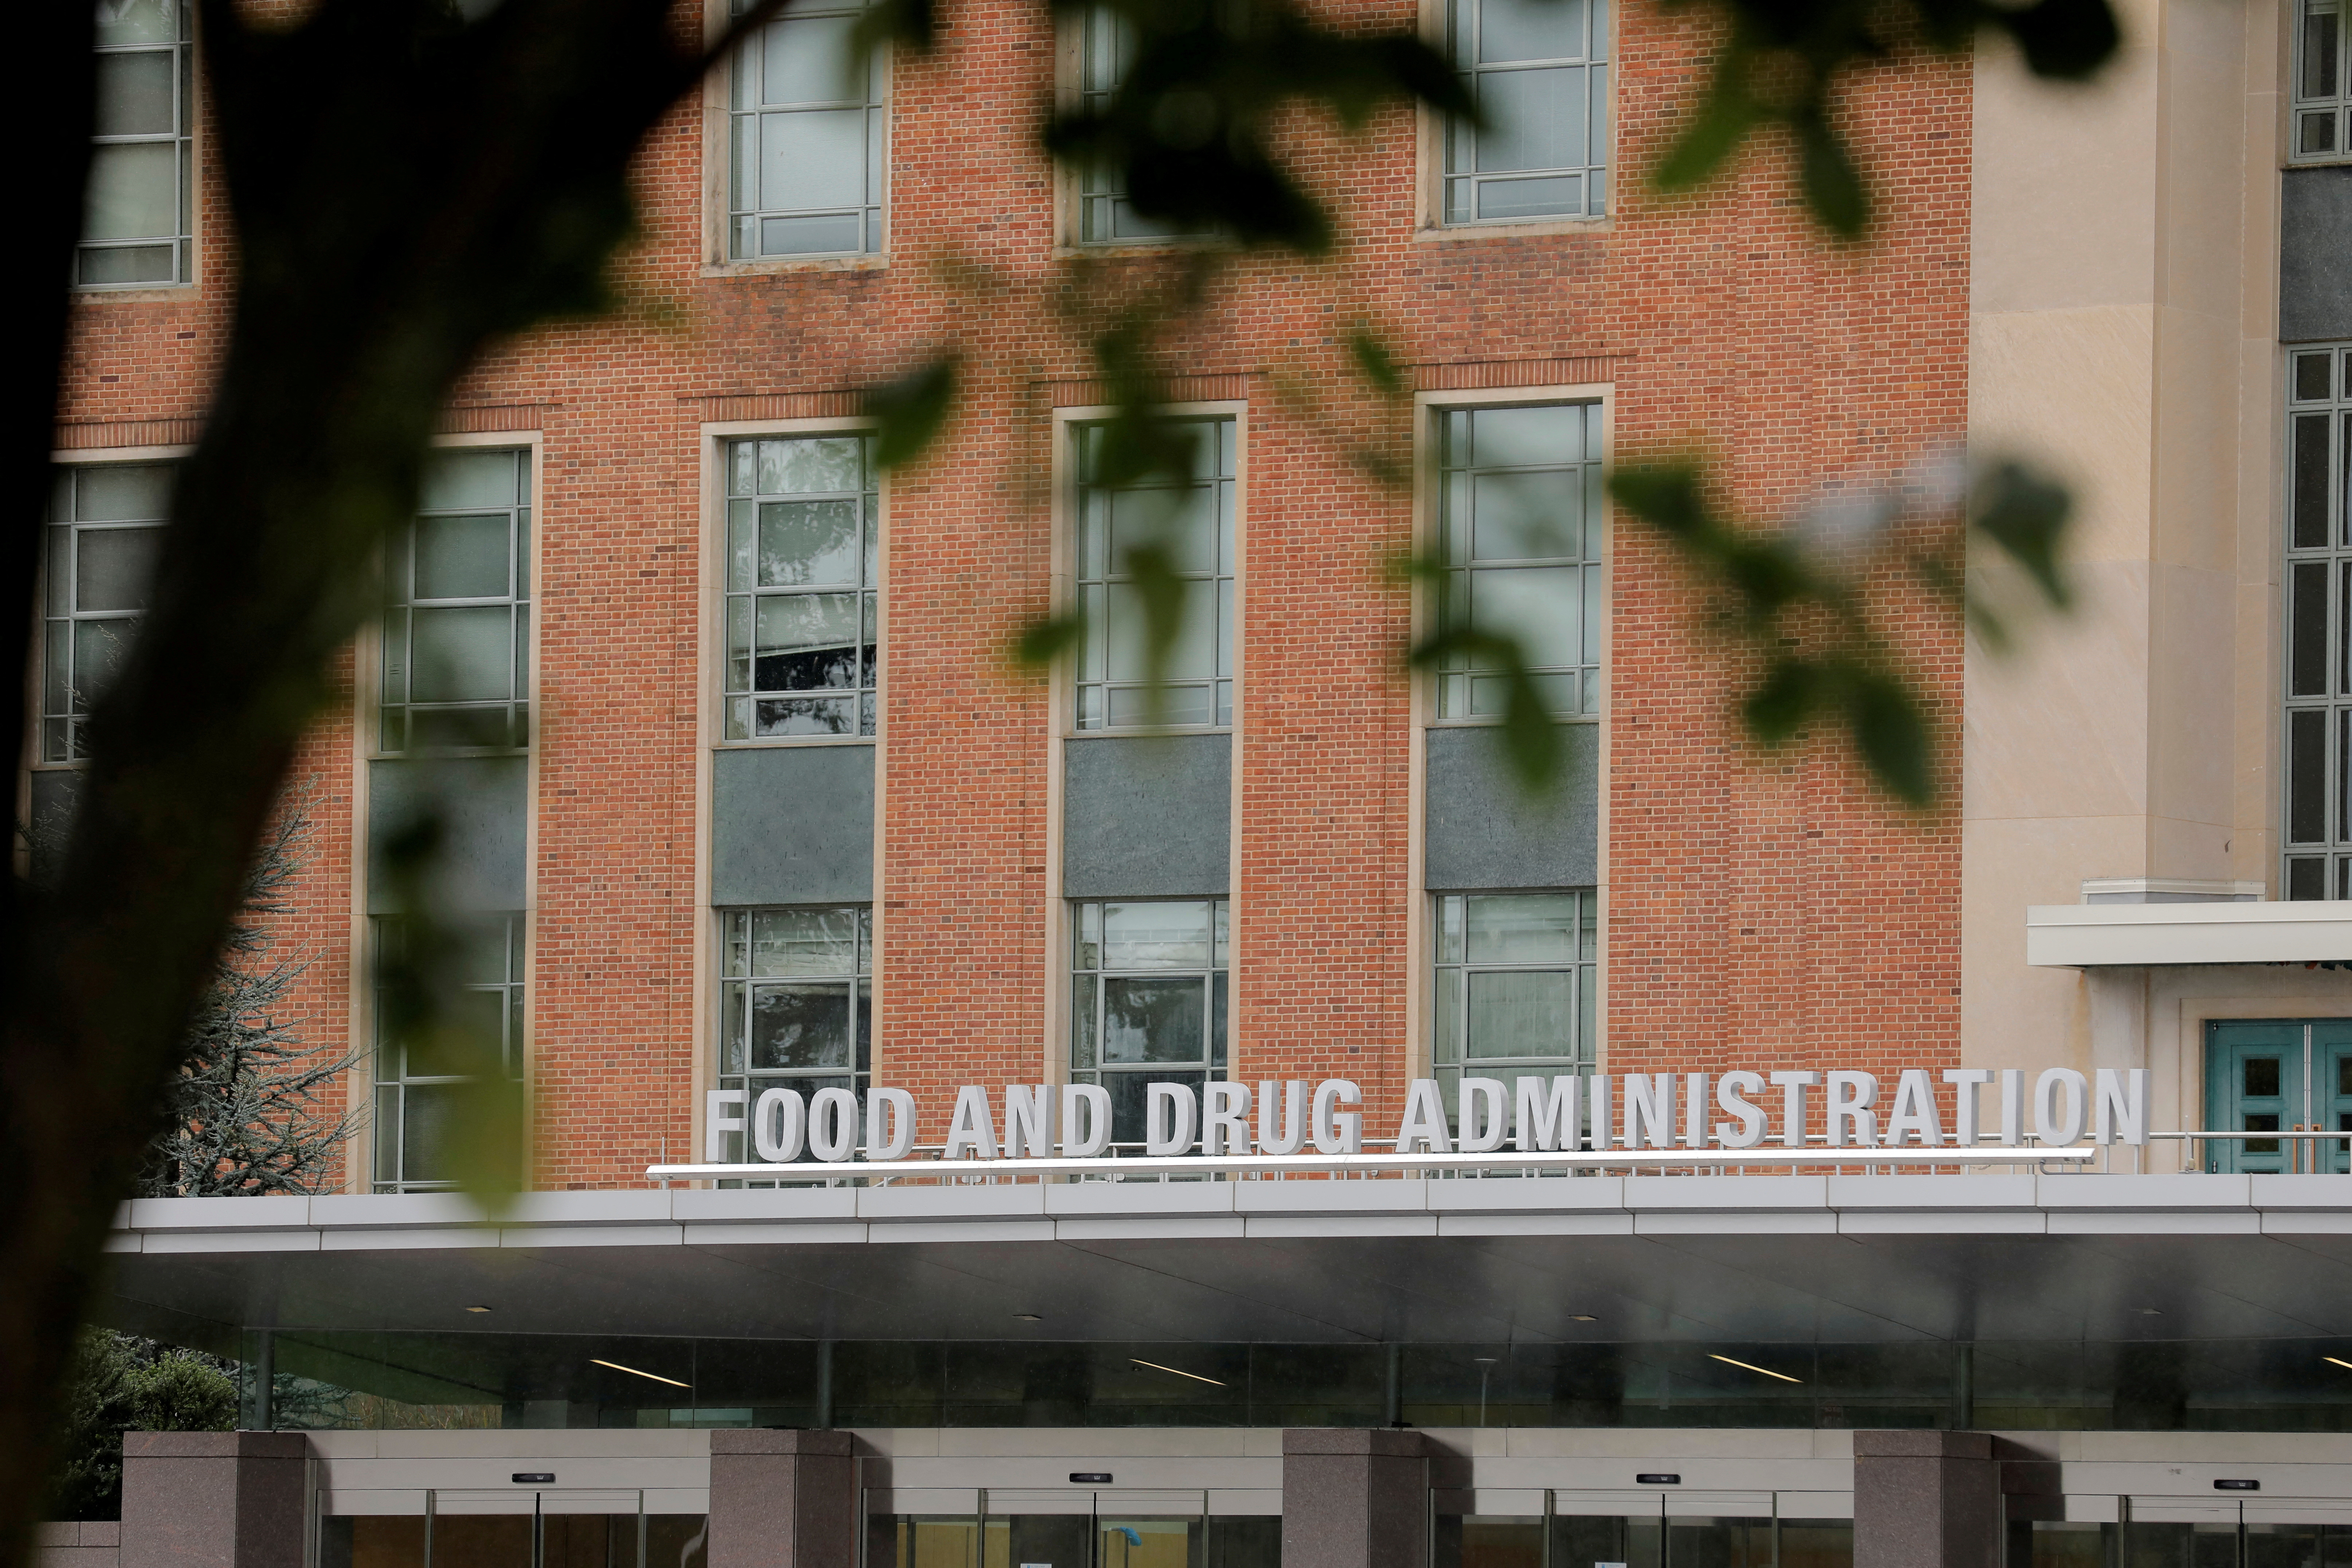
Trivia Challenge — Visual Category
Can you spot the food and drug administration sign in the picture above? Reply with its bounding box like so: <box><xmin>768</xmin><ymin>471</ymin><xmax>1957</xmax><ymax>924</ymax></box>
<box><xmin>697</xmin><ymin>1068</ymin><xmax>2149</xmax><ymax>1165</ymax></box>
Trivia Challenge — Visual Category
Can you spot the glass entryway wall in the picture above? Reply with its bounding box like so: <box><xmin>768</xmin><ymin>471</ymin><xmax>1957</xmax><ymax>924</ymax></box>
<box><xmin>860</xmin><ymin>1490</ymin><xmax>1279</xmax><ymax>1568</ymax></box>
<box><xmin>317</xmin><ymin>1490</ymin><xmax>707</xmax><ymax>1568</ymax></box>
<box><xmin>1434</xmin><ymin>1492</ymin><xmax>1850</xmax><ymax>1568</ymax></box>
<box><xmin>2011</xmin><ymin>1498</ymin><xmax>2352</xmax><ymax>1567</ymax></box>
<box><xmin>2203</xmin><ymin>1019</ymin><xmax>2352</xmax><ymax>1172</ymax></box>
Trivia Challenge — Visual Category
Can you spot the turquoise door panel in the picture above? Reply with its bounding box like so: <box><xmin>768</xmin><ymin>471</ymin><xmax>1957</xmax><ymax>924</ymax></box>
<box><xmin>2206</xmin><ymin>1020</ymin><xmax>2304</xmax><ymax>1174</ymax></box>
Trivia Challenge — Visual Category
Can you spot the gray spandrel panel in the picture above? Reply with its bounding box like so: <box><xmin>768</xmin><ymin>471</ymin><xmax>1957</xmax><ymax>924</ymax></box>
<box><xmin>367</xmin><ymin>756</ymin><xmax>528</xmax><ymax>915</ymax></box>
<box><xmin>2283</xmin><ymin>167</ymin><xmax>2352</xmax><ymax>343</ymax></box>
<box><xmin>1064</xmin><ymin>732</ymin><xmax>1230</xmax><ymax>899</ymax></box>
<box><xmin>713</xmin><ymin>743</ymin><xmax>875</xmax><ymax>906</ymax></box>
<box><xmin>1424</xmin><ymin>722</ymin><xmax>1598</xmax><ymax>891</ymax></box>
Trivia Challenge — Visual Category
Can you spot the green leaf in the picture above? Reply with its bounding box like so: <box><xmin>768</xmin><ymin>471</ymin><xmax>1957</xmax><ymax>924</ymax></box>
<box><xmin>1406</xmin><ymin>626</ymin><xmax>1561</xmax><ymax>792</ymax></box>
<box><xmin>1998</xmin><ymin>0</ymin><xmax>2123</xmax><ymax>80</ymax></box>
<box><xmin>1016</xmin><ymin>613</ymin><xmax>1088</xmax><ymax>667</ymax></box>
<box><xmin>1348</xmin><ymin>330</ymin><xmax>1406</xmax><ymax>397</ymax></box>
<box><xmin>1606</xmin><ymin>463</ymin><xmax>1713</xmax><ymax>545</ymax></box>
<box><xmin>1652</xmin><ymin>53</ymin><xmax>1764</xmax><ymax>192</ymax></box>
<box><xmin>866</xmin><ymin>353</ymin><xmax>959</xmax><ymax>472</ymax></box>
<box><xmin>1841</xmin><ymin>666</ymin><xmax>1933</xmax><ymax>805</ymax></box>
<box><xmin>1743</xmin><ymin>658</ymin><xmax>1824</xmax><ymax>747</ymax></box>
<box><xmin>1122</xmin><ymin>542</ymin><xmax>1192</xmax><ymax>729</ymax></box>
<box><xmin>1971</xmin><ymin>458</ymin><xmax>2073</xmax><ymax>609</ymax></box>
<box><xmin>850</xmin><ymin>0</ymin><xmax>937</xmax><ymax>58</ymax></box>
<box><xmin>1792</xmin><ymin>109</ymin><xmax>1869</xmax><ymax>238</ymax></box>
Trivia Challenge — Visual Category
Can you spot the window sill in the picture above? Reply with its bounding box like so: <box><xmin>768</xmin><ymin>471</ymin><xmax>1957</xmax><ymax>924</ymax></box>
<box><xmin>702</xmin><ymin>253</ymin><xmax>889</xmax><ymax>278</ymax></box>
<box><xmin>1050</xmin><ymin>235</ymin><xmax>1230</xmax><ymax>260</ymax></box>
<box><xmin>72</xmin><ymin>283</ymin><xmax>199</xmax><ymax>302</ymax></box>
<box><xmin>1414</xmin><ymin>217</ymin><xmax>1614</xmax><ymax>242</ymax></box>
<box><xmin>1424</xmin><ymin>716</ymin><xmax>1600</xmax><ymax>728</ymax></box>
<box><xmin>2286</xmin><ymin>153</ymin><xmax>2352</xmax><ymax>169</ymax></box>
<box><xmin>1065</xmin><ymin>725</ymin><xmax>1234</xmax><ymax>740</ymax></box>
<box><xmin>712</xmin><ymin>735</ymin><xmax>877</xmax><ymax>749</ymax></box>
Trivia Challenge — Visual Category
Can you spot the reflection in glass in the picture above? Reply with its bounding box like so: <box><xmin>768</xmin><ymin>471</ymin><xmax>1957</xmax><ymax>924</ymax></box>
<box><xmin>1070</xmin><ymin>899</ymin><xmax>1227</xmax><ymax>1143</ymax></box>
<box><xmin>726</xmin><ymin>436</ymin><xmax>880</xmax><ymax>738</ymax></box>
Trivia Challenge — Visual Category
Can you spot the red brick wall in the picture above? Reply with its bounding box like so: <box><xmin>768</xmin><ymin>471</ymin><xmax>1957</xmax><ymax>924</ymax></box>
<box><xmin>52</xmin><ymin>0</ymin><xmax>1969</xmax><ymax>1181</ymax></box>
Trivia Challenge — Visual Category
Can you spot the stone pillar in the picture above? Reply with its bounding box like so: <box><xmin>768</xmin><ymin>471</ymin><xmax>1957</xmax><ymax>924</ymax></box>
<box><xmin>1853</xmin><ymin>1430</ymin><xmax>2000</xmax><ymax>1568</ymax></box>
<box><xmin>709</xmin><ymin>1429</ymin><xmax>857</xmax><ymax>1568</ymax></box>
<box><xmin>1281</xmin><ymin>1429</ymin><xmax>1429</xmax><ymax>1568</ymax></box>
<box><xmin>119</xmin><ymin>1431</ymin><xmax>307</xmax><ymax>1568</ymax></box>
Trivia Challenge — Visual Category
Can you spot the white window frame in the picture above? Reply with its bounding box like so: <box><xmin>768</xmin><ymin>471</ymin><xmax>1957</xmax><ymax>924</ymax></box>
<box><xmin>712</xmin><ymin>0</ymin><xmax>890</xmax><ymax>267</ymax></box>
<box><xmin>2282</xmin><ymin>344</ymin><xmax>2352</xmax><ymax>897</ymax></box>
<box><xmin>80</xmin><ymin>0</ymin><xmax>199</xmax><ymax>290</ymax></box>
<box><xmin>1421</xmin><ymin>0</ymin><xmax>1612</xmax><ymax>232</ymax></box>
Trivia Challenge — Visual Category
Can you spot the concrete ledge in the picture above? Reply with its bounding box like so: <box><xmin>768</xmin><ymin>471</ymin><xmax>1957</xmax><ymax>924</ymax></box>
<box><xmin>2027</xmin><ymin>901</ymin><xmax>2352</xmax><ymax>966</ymax></box>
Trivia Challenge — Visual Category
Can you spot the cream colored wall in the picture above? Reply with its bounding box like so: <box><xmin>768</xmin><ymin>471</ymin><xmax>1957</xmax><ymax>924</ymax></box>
<box><xmin>1963</xmin><ymin>0</ymin><xmax>2314</xmax><ymax>1078</ymax></box>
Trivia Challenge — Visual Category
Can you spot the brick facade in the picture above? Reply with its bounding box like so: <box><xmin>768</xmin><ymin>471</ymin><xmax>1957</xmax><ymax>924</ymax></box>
<box><xmin>52</xmin><ymin>0</ymin><xmax>1971</xmax><ymax>1185</ymax></box>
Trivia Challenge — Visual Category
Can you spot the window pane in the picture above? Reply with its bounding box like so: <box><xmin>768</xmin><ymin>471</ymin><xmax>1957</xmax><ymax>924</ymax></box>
<box><xmin>1104</xmin><ymin>1069</ymin><xmax>1202</xmax><ymax>1145</ymax></box>
<box><xmin>413</xmin><ymin>514</ymin><xmax>511</xmax><ymax>600</ymax></box>
<box><xmin>1465</xmin><ymin>893</ymin><xmax>1580</xmax><ymax>963</ymax></box>
<box><xmin>73</xmin><ymin>525</ymin><xmax>161</xmax><ymax>613</ymax></box>
<box><xmin>1479</xmin><ymin>0</ymin><xmax>1586</xmax><ymax>62</ymax></box>
<box><xmin>1104</xmin><ymin>579</ymin><xmax>1218</xmax><ymax>683</ymax></box>
<box><xmin>421</xmin><ymin>450</ymin><xmax>518</xmax><ymax>510</ymax></box>
<box><xmin>1476</xmin><ymin>68</ymin><xmax>1587</xmax><ymax>174</ymax></box>
<box><xmin>70</xmin><ymin>620</ymin><xmax>133</xmax><ymax>711</ymax></box>
<box><xmin>1471</xmin><ymin>566</ymin><xmax>1583</xmax><ymax>670</ymax></box>
<box><xmin>2305</xmin><ymin>2</ymin><xmax>2341</xmax><ymax>98</ymax></box>
<box><xmin>409</xmin><ymin>606</ymin><xmax>514</xmax><ymax>702</ymax></box>
<box><xmin>2300</xmin><ymin>352</ymin><xmax>2337</xmax><ymax>403</ymax></box>
<box><xmin>761</xmin><ymin>212</ymin><xmax>865</xmax><ymax>256</ymax></box>
<box><xmin>77</xmin><ymin>244</ymin><xmax>175</xmax><ymax>286</ymax></box>
<box><xmin>756</xmin><ymin>592</ymin><xmax>861</xmax><ymax>690</ymax></box>
<box><xmin>2294</xmin><ymin>560</ymin><xmax>2331</xmax><ymax>697</ymax></box>
<box><xmin>76</xmin><ymin>464</ymin><xmax>172</xmax><ymax>521</ymax></box>
<box><xmin>2292</xmin><ymin>706</ymin><xmax>2328</xmax><ymax>843</ymax></box>
<box><xmin>1471</xmin><ymin>469</ymin><xmax>1582</xmax><ymax>561</ymax></box>
<box><xmin>2293</xmin><ymin>413</ymin><xmax>2332</xmax><ymax>550</ymax></box>
<box><xmin>751</xmin><ymin>907</ymin><xmax>859</xmax><ymax>975</ymax></box>
<box><xmin>767</xmin><ymin>436</ymin><xmax>864</xmax><ymax>495</ymax></box>
<box><xmin>1102</xmin><ymin>976</ymin><xmax>1208</xmax><ymax>1064</ymax></box>
<box><xmin>1109</xmin><ymin>486</ymin><xmax>1219</xmax><ymax>574</ymax></box>
<box><xmin>760</xmin><ymin>499</ymin><xmax>861</xmax><ymax>586</ymax></box>
<box><xmin>2289</xmin><ymin>855</ymin><xmax>2328</xmax><ymax>899</ymax></box>
<box><xmin>750</xmin><ymin>983</ymin><xmax>853</xmax><ymax>1070</ymax></box>
<box><xmin>94</xmin><ymin>50</ymin><xmax>175</xmax><ymax>136</ymax></box>
<box><xmin>400</xmin><ymin>1085</ymin><xmax>461</xmax><ymax>1183</ymax></box>
<box><xmin>1102</xmin><ymin>901</ymin><xmax>1214</xmax><ymax>968</ymax></box>
<box><xmin>1475</xmin><ymin>175</ymin><xmax>1581</xmax><ymax>220</ymax></box>
<box><xmin>764</xmin><ymin>13</ymin><xmax>860</xmax><ymax>105</ymax></box>
<box><xmin>83</xmin><ymin>142</ymin><xmax>176</xmax><ymax>240</ymax></box>
<box><xmin>97</xmin><ymin>0</ymin><xmax>183</xmax><ymax>46</ymax></box>
<box><xmin>761</xmin><ymin>109</ymin><xmax>868</xmax><ymax>212</ymax></box>
<box><xmin>1465</xmin><ymin>971</ymin><xmax>1576</xmax><ymax>1058</ymax></box>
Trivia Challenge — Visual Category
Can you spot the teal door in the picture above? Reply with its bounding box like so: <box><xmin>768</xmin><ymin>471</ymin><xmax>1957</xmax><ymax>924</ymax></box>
<box><xmin>2204</xmin><ymin>1019</ymin><xmax>2352</xmax><ymax>1172</ymax></box>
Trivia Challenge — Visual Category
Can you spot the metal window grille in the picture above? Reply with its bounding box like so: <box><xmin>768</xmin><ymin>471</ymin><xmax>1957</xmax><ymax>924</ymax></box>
<box><xmin>81</xmin><ymin>0</ymin><xmax>195</xmax><ymax>287</ymax></box>
<box><xmin>380</xmin><ymin>448</ymin><xmax>533</xmax><ymax>755</ymax></box>
<box><xmin>1432</xmin><ymin>402</ymin><xmax>1604</xmax><ymax>721</ymax></box>
<box><xmin>1442</xmin><ymin>0</ymin><xmax>1609</xmax><ymax>224</ymax></box>
<box><xmin>2294</xmin><ymin>0</ymin><xmax>2350</xmax><ymax>162</ymax></box>
<box><xmin>714</xmin><ymin>908</ymin><xmax>874</xmax><ymax>1175</ymax></box>
<box><xmin>1430</xmin><ymin>892</ymin><xmax>1598</xmax><ymax>1116</ymax></box>
<box><xmin>41</xmin><ymin>463</ymin><xmax>170</xmax><ymax>763</ymax></box>
<box><xmin>1069</xmin><ymin>898</ymin><xmax>1228</xmax><ymax>1145</ymax></box>
<box><xmin>2284</xmin><ymin>346</ymin><xmax>2352</xmax><ymax>898</ymax></box>
<box><xmin>722</xmin><ymin>435</ymin><xmax>880</xmax><ymax>738</ymax></box>
<box><xmin>728</xmin><ymin>0</ymin><xmax>885</xmax><ymax>259</ymax></box>
<box><xmin>372</xmin><ymin>914</ymin><xmax>526</xmax><ymax>1194</ymax></box>
<box><xmin>1074</xmin><ymin>7</ymin><xmax>1208</xmax><ymax>244</ymax></box>
<box><xmin>1074</xmin><ymin>418</ymin><xmax>1235</xmax><ymax>731</ymax></box>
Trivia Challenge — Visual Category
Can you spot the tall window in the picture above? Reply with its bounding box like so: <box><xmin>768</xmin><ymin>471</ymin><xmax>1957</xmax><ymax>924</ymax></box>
<box><xmin>714</xmin><ymin>907</ymin><xmax>874</xmax><ymax>1161</ymax></box>
<box><xmin>1069</xmin><ymin>898</ymin><xmax>1227</xmax><ymax>1145</ymax></box>
<box><xmin>2296</xmin><ymin>0</ymin><xmax>2349</xmax><ymax>161</ymax></box>
<box><xmin>380</xmin><ymin>449</ymin><xmax>532</xmax><ymax>754</ymax></box>
<box><xmin>1074</xmin><ymin>418</ymin><xmax>1235</xmax><ymax>730</ymax></box>
<box><xmin>1431</xmin><ymin>891</ymin><xmax>1596</xmax><ymax>1113</ymax></box>
<box><xmin>372</xmin><ymin>915</ymin><xmax>526</xmax><ymax>1194</ymax></box>
<box><xmin>1074</xmin><ymin>7</ymin><xmax>1202</xmax><ymax>244</ymax></box>
<box><xmin>1432</xmin><ymin>401</ymin><xmax>1603</xmax><ymax>721</ymax></box>
<box><xmin>43</xmin><ymin>464</ymin><xmax>170</xmax><ymax>763</ymax></box>
<box><xmin>82</xmin><ymin>0</ymin><xmax>194</xmax><ymax>286</ymax></box>
<box><xmin>724</xmin><ymin>435</ymin><xmax>880</xmax><ymax>738</ymax></box>
<box><xmin>1442</xmin><ymin>0</ymin><xmax>1609</xmax><ymax>224</ymax></box>
<box><xmin>2284</xmin><ymin>345</ymin><xmax>2352</xmax><ymax>898</ymax></box>
<box><xmin>728</xmin><ymin>0</ymin><xmax>884</xmax><ymax>259</ymax></box>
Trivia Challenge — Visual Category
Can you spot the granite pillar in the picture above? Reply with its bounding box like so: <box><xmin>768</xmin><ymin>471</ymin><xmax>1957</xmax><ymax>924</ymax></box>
<box><xmin>119</xmin><ymin>1431</ymin><xmax>307</xmax><ymax>1568</ymax></box>
<box><xmin>1853</xmin><ymin>1430</ymin><xmax>2000</xmax><ymax>1568</ymax></box>
<box><xmin>709</xmin><ymin>1429</ymin><xmax>857</xmax><ymax>1568</ymax></box>
<box><xmin>1281</xmin><ymin>1429</ymin><xmax>1429</xmax><ymax>1568</ymax></box>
